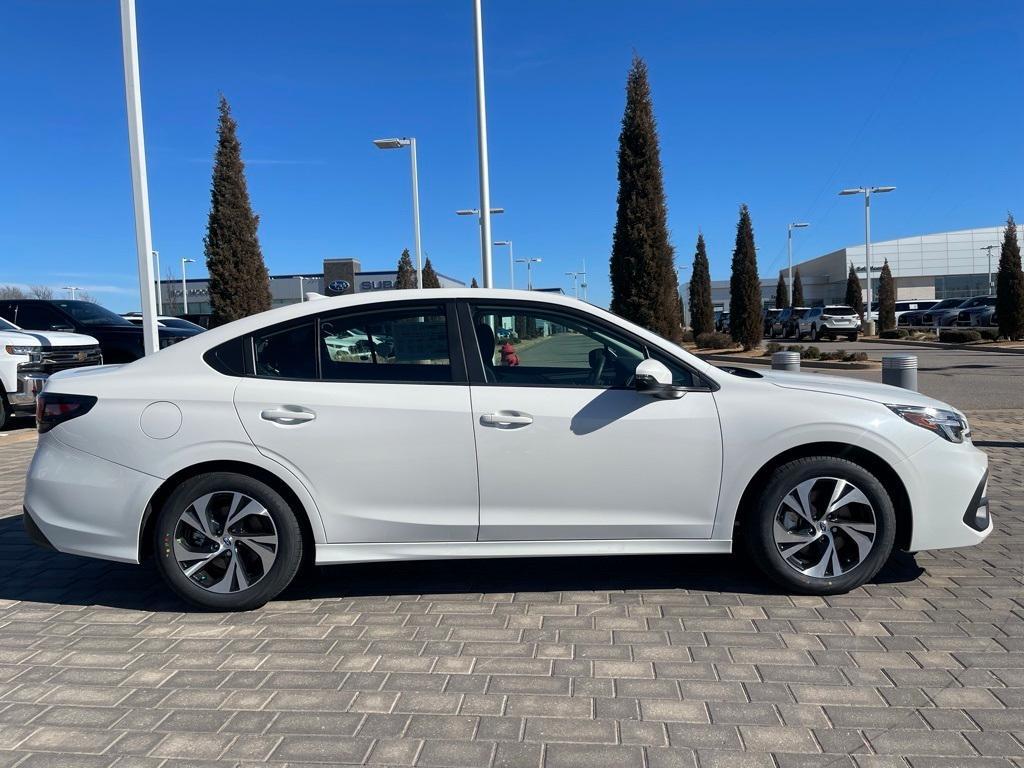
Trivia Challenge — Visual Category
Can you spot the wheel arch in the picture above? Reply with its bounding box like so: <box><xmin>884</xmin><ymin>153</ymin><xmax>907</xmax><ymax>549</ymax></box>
<box><xmin>733</xmin><ymin>442</ymin><xmax>912</xmax><ymax>551</ymax></box>
<box><xmin>139</xmin><ymin>460</ymin><xmax>318</xmax><ymax>563</ymax></box>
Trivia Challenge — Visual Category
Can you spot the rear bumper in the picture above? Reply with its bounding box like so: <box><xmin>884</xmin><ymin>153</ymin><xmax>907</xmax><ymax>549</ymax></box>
<box><xmin>903</xmin><ymin>438</ymin><xmax>992</xmax><ymax>552</ymax></box>
<box><xmin>24</xmin><ymin>434</ymin><xmax>160</xmax><ymax>563</ymax></box>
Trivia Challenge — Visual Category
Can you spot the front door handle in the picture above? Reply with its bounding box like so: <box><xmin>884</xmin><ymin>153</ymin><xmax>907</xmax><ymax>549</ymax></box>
<box><xmin>260</xmin><ymin>407</ymin><xmax>316</xmax><ymax>424</ymax></box>
<box><xmin>480</xmin><ymin>411</ymin><xmax>533</xmax><ymax>427</ymax></box>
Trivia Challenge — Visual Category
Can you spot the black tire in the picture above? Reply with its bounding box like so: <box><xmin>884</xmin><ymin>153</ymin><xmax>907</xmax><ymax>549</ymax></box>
<box><xmin>811</xmin><ymin>325</ymin><xmax>819</xmax><ymax>342</ymax></box>
<box><xmin>154</xmin><ymin>472</ymin><xmax>304</xmax><ymax>610</ymax></box>
<box><xmin>0</xmin><ymin>393</ymin><xmax>10</xmax><ymax>432</ymax></box>
<box><xmin>848</xmin><ymin>333</ymin><xmax>858</xmax><ymax>342</ymax></box>
<box><xmin>744</xmin><ymin>456</ymin><xmax>896</xmax><ymax>595</ymax></box>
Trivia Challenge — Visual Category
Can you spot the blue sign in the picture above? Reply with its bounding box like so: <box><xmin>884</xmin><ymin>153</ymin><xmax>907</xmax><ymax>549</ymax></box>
<box><xmin>328</xmin><ymin>279</ymin><xmax>351</xmax><ymax>293</ymax></box>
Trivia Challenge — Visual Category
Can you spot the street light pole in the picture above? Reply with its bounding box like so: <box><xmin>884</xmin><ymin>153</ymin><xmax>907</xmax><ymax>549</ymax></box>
<box><xmin>787</xmin><ymin>222</ymin><xmax>809</xmax><ymax>306</ymax></box>
<box><xmin>181</xmin><ymin>258</ymin><xmax>194</xmax><ymax>314</ymax></box>
<box><xmin>473</xmin><ymin>0</ymin><xmax>494</xmax><ymax>287</ymax></box>
<box><xmin>374</xmin><ymin>137</ymin><xmax>423</xmax><ymax>289</ymax></box>
<box><xmin>580</xmin><ymin>258</ymin><xmax>587</xmax><ymax>302</ymax></box>
<box><xmin>297</xmin><ymin>276</ymin><xmax>305</xmax><ymax>302</ymax></box>
<box><xmin>515</xmin><ymin>258</ymin><xmax>541</xmax><ymax>291</ymax></box>
<box><xmin>119</xmin><ymin>0</ymin><xmax>159</xmax><ymax>355</ymax></box>
<box><xmin>62</xmin><ymin>286</ymin><xmax>80</xmax><ymax>300</ymax></box>
<box><xmin>981</xmin><ymin>245</ymin><xmax>998</xmax><ymax>294</ymax></box>
<box><xmin>565</xmin><ymin>271</ymin><xmax>582</xmax><ymax>299</ymax></box>
<box><xmin>840</xmin><ymin>186</ymin><xmax>895</xmax><ymax>335</ymax></box>
<box><xmin>493</xmin><ymin>240</ymin><xmax>514</xmax><ymax>288</ymax></box>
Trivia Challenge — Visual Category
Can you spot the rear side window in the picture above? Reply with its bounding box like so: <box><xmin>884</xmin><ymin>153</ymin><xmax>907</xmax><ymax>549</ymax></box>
<box><xmin>825</xmin><ymin>307</ymin><xmax>857</xmax><ymax>316</ymax></box>
<box><xmin>204</xmin><ymin>336</ymin><xmax>247</xmax><ymax>376</ymax></box>
<box><xmin>253</xmin><ymin>322</ymin><xmax>317</xmax><ymax>379</ymax></box>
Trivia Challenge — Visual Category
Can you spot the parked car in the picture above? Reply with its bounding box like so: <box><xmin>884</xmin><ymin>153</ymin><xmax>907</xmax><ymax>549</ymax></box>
<box><xmin>716</xmin><ymin>312</ymin><xmax>731</xmax><ymax>333</ymax></box>
<box><xmin>783</xmin><ymin>308</ymin><xmax>809</xmax><ymax>338</ymax></box>
<box><xmin>0</xmin><ymin>315</ymin><xmax>102</xmax><ymax>430</ymax></box>
<box><xmin>867</xmin><ymin>299</ymin><xmax>938</xmax><ymax>326</ymax></box>
<box><xmin>0</xmin><ymin>300</ymin><xmax>202</xmax><ymax>363</ymax></box>
<box><xmin>954</xmin><ymin>297</ymin><xmax>998</xmax><ymax>327</ymax></box>
<box><xmin>918</xmin><ymin>297</ymin><xmax>975</xmax><ymax>328</ymax></box>
<box><xmin>769</xmin><ymin>307</ymin><xmax>796</xmax><ymax>338</ymax></box>
<box><xmin>797</xmin><ymin>305</ymin><xmax>860</xmax><ymax>341</ymax></box>
<box><xmin>763</xmin><ymin>308</ymin><xmax>782</xmax><ymax>338</ymax></box>
<box><xmin>23</xmin><ymin>288</ymin><xmax>991</xmax><ymax>609</ymax></box>
<box><xmin>965</xmin><ymin>306</ymin><xmax>998</xmax><ymax>329</ymax></box>
<box><xmin>122</xmin><ymin>313</ymin><xmax>206</xmax><ymax>332</ymax></box>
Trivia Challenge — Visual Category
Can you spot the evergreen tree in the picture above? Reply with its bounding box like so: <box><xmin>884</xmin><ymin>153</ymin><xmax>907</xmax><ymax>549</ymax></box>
<box><xmin>688</xmin><ymin>232</ymin><xmax>714</xmax><ymax>336</ymax></box>
<box><xmin>996</xmin><ymin>213</ymin><xmax>1024</xmax><ymax>340</ymax></box>
<box><xmin>421</xmin><ymin>257</ymin><xmax>441</xmax><ymax>288</ymax></box>
<box><xmin>608</xmin><ymin>55</ymin><xmax>682</xmax><ymax>341</ymax></box>
<box><xmin>774</xmin><ymin>275</ymin><xmax>789</xmax><ymax>309</ymax></box>
<box><xmin>791</xmin><ymin>268</ymin><xmax>805</xmax><ymax>307</ymax></box>
<box><xmin>204</xmin><ymin>96</ymin><xmax>271</xmax><ymax>326</ymax></box>
<box><xmin>877</xmin><ymin>260</ymin><xmax>896</xmax><ymax>332</ymax></box>
<box><xmin>728</xmin><ymin>204</ymin><xmax>762</xmax><ymax>350</ymax></box>
<box><xmin>845</xmin><ymin>264</ymin><xmax>864</xmax><ymax>317</ymax></box>
<box><xmin>470</xmin><ymin>277</ymin><xmax>479</xmax><ymax>288</ymax></box>
<box><xmin>395</xmin><ymin>249</ymin><xmax>416</xmax><ymax>289</ymax></box>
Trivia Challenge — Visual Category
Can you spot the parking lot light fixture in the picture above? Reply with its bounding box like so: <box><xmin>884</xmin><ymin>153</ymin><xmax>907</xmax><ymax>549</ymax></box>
<box><xmin>62</xmin><ymin>286</ymin><xmax>80</xmax><ymax>300</ymax></box>
<box><xmin>839</xmin><ymin>186</ymin><xmax>896</xmax><ymax>335</ymax></box>
<box><xmin>787</xmin><ymin>223</ymin><xmax>809</xmax><ymax>306</ymax></box>
<box><xmin>515</xmin><ymin>257</ymin><xmax>542</xmax><ymax>291</ymax></box>
<box><xmin>181</xmin><ymin>258</ymin><xmax>195</xmax><ymax>314</ymax></box>
<box><xmin>374</xmin><ymin>137</ymin><xmax>422</xmax><ymax>289</ymax></box>
<box><xmin>494</xmin><ymin>240</ymin><xmax>514</xmax><ymax>289</ymax></box>
<box><xmin>456</xmin><ymin>207</ymin><xmax>504</xmax><ymax>216</ymax></box>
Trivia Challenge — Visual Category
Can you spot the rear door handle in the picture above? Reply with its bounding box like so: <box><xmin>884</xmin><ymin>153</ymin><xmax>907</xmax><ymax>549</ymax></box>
<box><xmin>480</xmin><ymin>411</ymin><xmax>533</xmax><ymax>427</ymax></box>
<box><xmin>260</xmin><ymin>407</ymin><xmax>316</xmax><ymax>424</ymax></box>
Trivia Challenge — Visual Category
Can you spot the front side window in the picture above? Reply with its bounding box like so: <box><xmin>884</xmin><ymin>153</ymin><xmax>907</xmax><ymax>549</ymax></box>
<box><xmin>469</xmin><ymin>304</ymin><xmax>696</xmax><ymax>388</ymax></box>
<box><xmin>319</xmin><ymin>305</ymin><xmax>451</xmax><ymax>383</ymax></box>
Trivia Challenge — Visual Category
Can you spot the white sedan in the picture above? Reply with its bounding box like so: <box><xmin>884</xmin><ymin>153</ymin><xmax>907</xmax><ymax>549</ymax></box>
<box><xmin>23</xmin><ymin>289</ymin><xmax>991</xmax><ymax>610</ymax></box>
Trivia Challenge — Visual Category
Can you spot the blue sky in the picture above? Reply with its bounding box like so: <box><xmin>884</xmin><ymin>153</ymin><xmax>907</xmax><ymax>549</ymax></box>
<box><xmin>2</xmin><ymin>0</ymin><xmax>1021</xmax><ymax>311</ymax></box>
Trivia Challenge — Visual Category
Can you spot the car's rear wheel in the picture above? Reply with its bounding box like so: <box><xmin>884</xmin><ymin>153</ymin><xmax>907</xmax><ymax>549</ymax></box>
<box><xmin>848</xmin><ymin>333</ymin><xmax>858</xmax><ymax>342</ymax></box>
<box><xmin>154</xmin><ymin>473</ymin><xmax>304</xmax><ymax>610</ymax></box>
<box><xmin>745</xmin><ymin>457</ymin><xmax>896</xmax><ymax>594</ymax></box>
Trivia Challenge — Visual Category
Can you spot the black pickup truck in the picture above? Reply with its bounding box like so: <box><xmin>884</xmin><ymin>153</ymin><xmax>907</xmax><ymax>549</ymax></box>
<box><xmin>0</xmin><ymin>300</ymin><xmax>202</xmax><ymax>363</ymax></box>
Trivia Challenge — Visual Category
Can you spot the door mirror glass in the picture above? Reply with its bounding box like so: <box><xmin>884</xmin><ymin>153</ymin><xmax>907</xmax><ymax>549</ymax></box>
<box><xmin>634</xmin><ymin>359</ymin><xmax>684</xmax><ymax>398</ymax></box>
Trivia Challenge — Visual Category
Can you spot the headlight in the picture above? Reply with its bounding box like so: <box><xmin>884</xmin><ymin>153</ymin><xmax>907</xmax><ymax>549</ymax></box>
<box><xmin>887</xmin><ymin>404</ymin><xmax>970</xmax><ymax>443</ymax></box>
<box><xmin>5</xmin><ymin>344</ymin><xmax>38</xmax><ymax>356</ymax></box>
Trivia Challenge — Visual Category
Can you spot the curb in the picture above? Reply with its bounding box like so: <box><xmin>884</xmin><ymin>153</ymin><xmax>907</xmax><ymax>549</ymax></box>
<box><xmin>867</xmin><ymin>337</ymin><xmax>1024</xmax><ymax>355</ymax></box>
<box><xmin>696</xmin><ymin>353</ymin><xmax>878</xmax><ymax>371</ymax></box>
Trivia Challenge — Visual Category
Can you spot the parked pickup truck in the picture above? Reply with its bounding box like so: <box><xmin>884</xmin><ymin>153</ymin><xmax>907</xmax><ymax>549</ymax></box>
<box><xmin>0</xmin><ymin>315</ymin><xmax>103</xmax><ymax>430</ymax></box>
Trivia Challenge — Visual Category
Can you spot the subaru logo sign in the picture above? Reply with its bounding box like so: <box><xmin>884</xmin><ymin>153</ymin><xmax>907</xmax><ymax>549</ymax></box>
<box><xmin>328</xmin><ymin>279</ymin><xmax>350</xmax><ymax>293</ymax></box>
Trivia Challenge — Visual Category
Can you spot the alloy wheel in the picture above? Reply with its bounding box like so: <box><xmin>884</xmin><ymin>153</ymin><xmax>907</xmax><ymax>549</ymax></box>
<box><xmin>172</xmin><ymin>491</ymin><xmax>279</xmax><ymax>593</ymax></box>
<box><xmin>773</xmin><ymin>476</ymin><xmax>876</xmax><ymax>578</ymax></box>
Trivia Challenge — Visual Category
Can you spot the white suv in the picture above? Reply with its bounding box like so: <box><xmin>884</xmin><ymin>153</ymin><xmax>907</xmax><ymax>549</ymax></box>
<box><xmin>797</xmin><ymin>305</ymin><xmax>861</xmax><ymax>341</ymax></box>
<box><xmin>0</xmin><ymin>315</ymin><xmax>102</xmax><ymax>430</ymax></box>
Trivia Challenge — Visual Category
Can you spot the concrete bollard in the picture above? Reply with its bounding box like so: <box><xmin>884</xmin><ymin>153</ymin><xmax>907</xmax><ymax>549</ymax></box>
<box><xmin>882</xmin><ymin>354</ymin><xmax>918</xmax><ymax>391</ymax></box>
<box><xmin>771</xmin><ymin>351</ymin><xmax>801</xmax><ymax>372</ymax></box>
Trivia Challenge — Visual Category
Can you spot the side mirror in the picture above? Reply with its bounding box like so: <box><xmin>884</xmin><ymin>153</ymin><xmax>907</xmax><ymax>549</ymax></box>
<box><xmin>634</xmin><ymin>359</ymin><xmax>685</xmax><ymax>399</ymax></box>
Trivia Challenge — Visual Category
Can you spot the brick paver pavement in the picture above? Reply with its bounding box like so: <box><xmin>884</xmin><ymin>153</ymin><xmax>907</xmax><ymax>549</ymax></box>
<box><xmin>0</xmin><ymin>410</ymin><xmax>1020</xmax><ymax>767</ymax></box>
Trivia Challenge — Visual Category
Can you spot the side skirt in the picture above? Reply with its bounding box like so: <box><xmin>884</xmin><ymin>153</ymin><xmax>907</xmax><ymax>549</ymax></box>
<box><xmin>315</xmin><ymin>539</ymin><xmax>733</xmax><ymax>566</ymax></box>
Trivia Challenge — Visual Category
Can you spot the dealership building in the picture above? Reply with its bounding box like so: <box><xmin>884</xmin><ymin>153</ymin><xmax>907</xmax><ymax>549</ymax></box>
<box><xmin>684</xmin><ymin>225</ymin><xmax>1007</xmax><ymax>319</ymax></box>
<box><xmin>158</xmin><ymin>257</ymin><xmax>465</xmax><ymax>318</ymax></box>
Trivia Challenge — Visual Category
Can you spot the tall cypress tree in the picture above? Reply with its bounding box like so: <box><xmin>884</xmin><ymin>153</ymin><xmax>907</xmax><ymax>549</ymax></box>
<box><xmin>877</xmin><ymin>260</ymin><xmax>896</xmax><ymax>332</ymax></box>
<box><xmin>395</xmin><ymin>249</ymin><xmax>416</xmax><ymax>289</ymax></box>
<box><xmin>728</xmin><ymin>204</ymin><xmax>762</xmax><ymax>349</ymax></box>
<box><xmin>204</xmin><ymin>96</ymin><xmax>271</xmax><ymax>326</ymax></box>
<box><xmin>421</xmin><ymin>257</ymin><xmax>441</xmax><ymax>288</ymax></box>
<box><xmin>774</xmin><ymin>275</ymin><xmax>789</xmax><ymax>309</ymax></box>
<box><xmin>845</xmin><ymin>264</ymin><xmax>864</xmax><ymax>317</ymax></box>
<box><xmin>792</xmin><ymin>268</ymin><xmax>805</xmax><ymax>308</ymax></box>
<box><xmin>688</xmin><ymin>232</ymin><xmax>714</xmax><ymax>336</ymax></box>
<box><xmin>996</xmin><ymin>213</ymin><xmax>1024</xmax><ymax>340</ymax></box>
<box><xmin>609</xmin><ymin>55</ymin><xmax>681</xmax><ymax>341</ymax></box>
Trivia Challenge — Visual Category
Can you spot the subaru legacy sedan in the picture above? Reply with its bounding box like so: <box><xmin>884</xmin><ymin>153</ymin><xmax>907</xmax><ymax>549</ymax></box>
<box><xmin>23</xmin><ymin>289</ymin><xmax>990</xmax><ymax>610</ymax></box>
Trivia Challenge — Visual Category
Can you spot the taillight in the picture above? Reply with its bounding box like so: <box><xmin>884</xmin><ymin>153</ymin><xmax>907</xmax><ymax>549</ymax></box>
<box><xmin>36</xmin><ymin>393</ymin><xmax>97</xmax><ymax>434</ymax></box>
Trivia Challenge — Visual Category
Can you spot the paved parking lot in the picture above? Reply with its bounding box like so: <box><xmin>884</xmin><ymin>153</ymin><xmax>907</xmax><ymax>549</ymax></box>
<box><xmin>0</xmin><ymin>408</ymin><xmax>1021</xmax><ymax>767</ymax></box>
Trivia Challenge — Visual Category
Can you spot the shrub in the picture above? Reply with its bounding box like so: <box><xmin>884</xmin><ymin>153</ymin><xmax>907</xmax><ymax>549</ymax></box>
<box><xmin>979</xmin><ymin>329</ymin><xmax>1000</xmax><ymax>341</ymax></box>
<box><xmin>695</xmin><ymin>331</ymin><xmax>735</xmax><ymax>349</ymax></box>
<box><xmin>800</xmin><ymin>346</ymin><xmax>821</xmax><ymax>360</ymax></box>
<box><xmin>846</xmin><ymin>351</ymin><xmax>869</xmax><ymax>362</ymax></box>
<box><xmin>879</xmin><ymin>328</ymin><xmax>909</xmax><ymax>339</ymax></box>
<box><xmin>679</xmin><ymin>329</ymin><xmax>695</xmax><ymax>343</ymax></box>
<box><xmin>939</xmin><ymin>329</ymin><xmax>981</xmax><ymax>343</ymax></box>
<box><xmin>786</xmin><ymin>345</ymin><xmax>802</xmax><ymax>353</ymax></box>
<box><xmin>764</xmin><ymin>342</ymin><xmax>782</xmax><ymax>356</ymax></box>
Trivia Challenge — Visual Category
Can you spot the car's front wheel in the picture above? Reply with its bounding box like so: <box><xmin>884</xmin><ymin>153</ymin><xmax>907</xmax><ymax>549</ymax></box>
<box><xmin>154</xmin><ymin>473</ymin><xmax>304</xmax><ymax>610</ymax></box>
<box><xmin>745</xmin><ymin>457</ymin><xmax>896</xmax><ymax>594</ymax></box>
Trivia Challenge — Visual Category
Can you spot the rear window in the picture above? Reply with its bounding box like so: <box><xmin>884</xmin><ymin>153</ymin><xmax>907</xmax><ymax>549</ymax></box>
<box><xmin>824</xmin><ymin>307</ymin><xmax>856</xmax><ymax>316</ymax></box>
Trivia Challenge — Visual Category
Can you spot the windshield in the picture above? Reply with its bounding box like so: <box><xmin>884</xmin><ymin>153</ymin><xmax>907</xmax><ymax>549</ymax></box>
<box><xmin>0</xmin><ymin>317</ymin><xmax>20</xmax><ymax>332</ymax></box>
<box><xmin>53</xmin><ymin>301</ymin><xmax>133</xmax><ymax>326</ymax></box>
<box><xmin>932</xmin><ymin>298</ymin><xmax>965</xmax><ymax>310</ymax></box>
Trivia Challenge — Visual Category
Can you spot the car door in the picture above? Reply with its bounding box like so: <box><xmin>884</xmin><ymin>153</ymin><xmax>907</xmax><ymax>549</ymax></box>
<box><xmin>461</xmin><ymin>300</ymin><xmax>723</xmax><ymax>541</ymax></box>
<box><xmin>233</xmin><ymin>300</ymin><xmax>480</xmax><ymax>543</ymax></box>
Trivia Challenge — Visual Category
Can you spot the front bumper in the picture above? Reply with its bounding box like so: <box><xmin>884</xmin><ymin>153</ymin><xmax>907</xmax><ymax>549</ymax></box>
<box><xmin>24</xmin><ymin>434</ymin><xmax>161</xmax><ymax>563</ymax></box>
<box><xmin>8</xmin><ymin>372</ymin><xmax>48</xmax><ymax>410</ymax></box>
<box><xmin>903</xmin><ymin>437</ymin><xmax>992</xmax><ymax>552</ymax></box>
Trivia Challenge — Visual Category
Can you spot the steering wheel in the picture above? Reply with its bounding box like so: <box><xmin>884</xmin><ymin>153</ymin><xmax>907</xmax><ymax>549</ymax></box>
<box><xmin>588</xmin><ymin>346</ymin><xmax>614</xmax><ymax>386</ymax></box>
